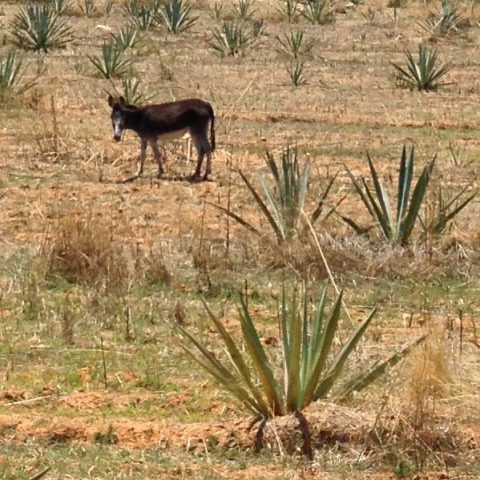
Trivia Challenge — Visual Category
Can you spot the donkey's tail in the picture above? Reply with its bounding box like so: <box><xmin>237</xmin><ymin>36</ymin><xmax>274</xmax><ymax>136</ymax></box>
<box><xmin>209</xmin><ymin>105</ymin><xmax>215</xmax><ymax>152</ymax></box>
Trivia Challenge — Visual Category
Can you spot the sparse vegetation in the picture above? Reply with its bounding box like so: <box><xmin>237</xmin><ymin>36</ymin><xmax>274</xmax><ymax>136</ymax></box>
<box><xmin>78</xmin><ymin>0</ymin><xmax>96</xmax><ymax>17</ymax></box>
<box><xmin>276</xmin><ymin>0</ymin><xmax>299</xmax><ymax>22</ymax></box>
<box><xmin>11</xmin><ymin>3</ymin><xmax>73</xmax><ymax>52</ymax></box>
<box><xmin>286</xmin><ymin>59</ymin><xmax>306</xmax><ymax>86</ymax></box>
<box><xmin>121</xmin><ymin>73</ymin><xmax>154</xmax><ymax>105</ymax></box>
<box><xmin>302</xmin><ymin>0</ymin><xmax>331</xmax><ymax>24</ymax></box>
<box><xmin>232</xmin><ymin>0</ymin><xmax>256</xmax><ymax>21</ymax></box>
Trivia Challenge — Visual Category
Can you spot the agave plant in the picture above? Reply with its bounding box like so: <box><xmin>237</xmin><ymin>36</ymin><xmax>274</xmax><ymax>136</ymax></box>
<box><xmin>419</xmin><ymin>0</ymin><xmax>463</xmax><ymax>38</ymax></box>
<box><xmin>11</xmin><ymin>3</ymin><xmax>73</xmax><ymax>52</ymax></box>
<box><xmin>121</xmin><ymin>74</ymin><xmax>154</xmax><ymax>105</ymax></box>
<box><xmin>232</xmin><ymin>0</ymin><xmax>257</xmax><ymax>20</ymax></box>
<box><xmin>159</xmin><ymin>0</ymin><xmax>197</xmax><ymax>34</ymax></box>
<box><xmin>208</xmin><ymin>21</ymin><xmax>254</xmax><ymax>56</ymax></box>
<box><xmin>112</xmin><ymin>25</ymin><xmax>141</xmax><ymax>50</ymax></box>
<box><xmin>88</xmin><ymin>41</ymin><xmax>132</xmax><ymax>79</ymax></box>
<box><xmin>302</xmin><ymin>0</ymin><xmax>331</xmax><ymax>24</ymax></box>
<box><xmin>342</xmin><ymin>146</ymin><xmax>436</xmax><ymax>246</ymax></box>
<box><xmin>51</xmin><ymin>0</ymin><xmax>72</xmax><ymax>15</ymax></box>
<box><xmin>0</xmin><ymin>49</ymin><xmax>35</xmax><ymax>95</ymax></box>
<box><xmin>123</xmin><ymin>0</ymin><xmax>159</xmax><ymax>30</ymax></box>
<box><xmin>275</xmin><ymin>31</ymin><xmax>314</xmax><ymax>60</ymax></box>
<box><xmin>175</xmin><ymin>285</ymin><xmax>425</xmax><ymax>430</ymax></box>
<box><xmin>276</xmin><ymin>0</ymin><xmax>299</xmax><ymax>22</ymax></box>
<box><xmin>391</xmin><ymin>44</ymin><xmax>452</xmax><ymax>91</ymax></box>
<box><xmin>286</xmin><ymin>60</ymin><xmax>306</xmax><ymax>86</ymax></box>
<box><xmin>78</xmin><ymin>0</ymin><xmax>96</xmax><ymax>17</ymax></box>
<box><xmin>216</xmin><ymin>147</ymin><xmax>336</xmax><ymax>244</ymax></box>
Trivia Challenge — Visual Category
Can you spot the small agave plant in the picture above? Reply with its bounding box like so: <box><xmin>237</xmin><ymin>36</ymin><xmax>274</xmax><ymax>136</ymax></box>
<box><xmin>174</xmin><ymin>284</ymin><xmax>426</xmax><ymax>455</ymax></box>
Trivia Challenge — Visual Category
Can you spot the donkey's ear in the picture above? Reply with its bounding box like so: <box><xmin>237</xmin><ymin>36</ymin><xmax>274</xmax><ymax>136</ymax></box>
<box><xmin>108</xmin><ymin>94</ymin><xmax>114</xmax><ymax>107</ymax></box>
<box><xmin>119</xmin><ymin>96</ymin><xmax>126</xmax><ymax>106</ymax></box>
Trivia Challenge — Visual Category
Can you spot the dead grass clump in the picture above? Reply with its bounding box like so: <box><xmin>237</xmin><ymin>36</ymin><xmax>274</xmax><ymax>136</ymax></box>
<box><xmin>134</xmin><ymin>243</ymin><xmax>172</xmax><ymax>287</ymax></box>
<box><xmin>47</xmin><ymin>210</ymin><xmax>129</xmax><ymax>288</ymax></box>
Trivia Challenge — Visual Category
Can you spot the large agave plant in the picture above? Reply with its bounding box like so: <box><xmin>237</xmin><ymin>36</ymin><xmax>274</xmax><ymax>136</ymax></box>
<box><xmin>175</xmin><ymin>285</ymin><xmax>425</xmax><ymax>424</ymax></box>
<box><xmin>216</xmin><ymin>147</ymin><xmax>337</xmax><ymax>244</ymax></box>
<box><xmin>391</xmin><ymin>44</ymin><xmax>452</xmax><ymax>91</ymax></box>
<box><xmin>342</xmin><ymin>146</ymin><xmax>436</xmax><ymax>246</ymax></box>
<box><xmin>88</xmin><ymin>41</ymin><xmax>132</xmax><ymax>79</ymax></box>
<box><xmin>11</xmin><ymin>3</ymin><xmax>73</xmax><ymax>52</ymax></box>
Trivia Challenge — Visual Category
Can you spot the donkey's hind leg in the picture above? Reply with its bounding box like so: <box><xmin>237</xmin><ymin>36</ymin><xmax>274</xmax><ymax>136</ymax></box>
<box><xmin>190</xmin><ymin>129</ymin><xmax>211</xmax><ymax>182</ymax></box>
<box><xmin>151</xmin><ymin>140</ymin><xmax>165</xmax><ymax>178</ymax></box>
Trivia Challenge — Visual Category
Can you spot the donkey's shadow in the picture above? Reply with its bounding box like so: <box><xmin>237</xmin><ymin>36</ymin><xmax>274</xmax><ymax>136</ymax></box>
<box><xmin>117</xmin><ymin>174</ymin><xmax>213</xmax><ymax>184</ymax></box>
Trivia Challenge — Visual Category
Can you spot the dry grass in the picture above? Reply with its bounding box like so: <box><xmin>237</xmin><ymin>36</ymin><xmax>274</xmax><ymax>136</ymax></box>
<box><xmin>46</xmin><ymin>207</ymin><xmax>129</xmax><ymax>288</ymax></box>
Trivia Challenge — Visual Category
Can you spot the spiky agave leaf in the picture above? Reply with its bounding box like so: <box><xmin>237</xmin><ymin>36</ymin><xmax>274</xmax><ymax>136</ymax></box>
<box><xmin>29</xmin><ymin>467</ymin><xmax>52</xmax><ymax>480</ymax></box>
<box><xmin>160</xmin><ymin>0</ymin><xmax>197</xmax><ymax>33</ymax></box>
<box><xmin>11</xmin><ymin>3</ymin><xmax>73</xmax><ymax>52</ymax></box>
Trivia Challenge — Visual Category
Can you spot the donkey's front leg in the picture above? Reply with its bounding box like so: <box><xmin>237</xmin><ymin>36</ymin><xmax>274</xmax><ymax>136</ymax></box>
<box><xmin>150</xmin><ymin>140</ymin><xmax>165</xmax><ymax>178</ymax></box>
<box><xmin>136</xmin><ymin>138</ymin><xmax>148</xmax><ymax>177</ymax></box>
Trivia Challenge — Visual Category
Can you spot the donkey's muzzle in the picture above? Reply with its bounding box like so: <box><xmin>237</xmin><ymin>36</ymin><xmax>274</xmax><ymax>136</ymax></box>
<box><xmin>113</xmin><ymin>135</ymin><xmax>122</xmax><ymax>142</ymax></box>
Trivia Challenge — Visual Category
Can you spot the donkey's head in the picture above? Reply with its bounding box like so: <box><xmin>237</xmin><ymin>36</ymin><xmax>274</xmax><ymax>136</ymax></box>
<box><xmin>108</xmin><ymin>95</ymin><xmax>127</xmax><ymax>142</ymax></box>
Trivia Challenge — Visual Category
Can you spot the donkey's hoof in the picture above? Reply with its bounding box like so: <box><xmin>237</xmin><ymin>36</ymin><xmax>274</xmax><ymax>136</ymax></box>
<box><xmin>121</xmin><ymin>174</ymin><xmax>141</xmax><ymax>183</ymax></box>
<box><xmin>189</xmin><ymin>174</ymin><xmax>202</xmax><ymax>183</ymax></box>
<box><xmin>202</xmin><ymin>174</ymin><xmax>212</xmax><ymax>182</ymax></box>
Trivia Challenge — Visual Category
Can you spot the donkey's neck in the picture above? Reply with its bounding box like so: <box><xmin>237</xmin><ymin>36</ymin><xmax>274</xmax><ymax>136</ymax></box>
<box><xmin>123</xmin><ymin>107</ymin><xmax>143</xmax><ymax>133</ymax></box>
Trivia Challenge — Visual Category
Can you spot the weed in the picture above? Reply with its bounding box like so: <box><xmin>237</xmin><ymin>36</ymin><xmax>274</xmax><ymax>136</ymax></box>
<box><xmin>252</xmin><ymin>19</ymin><xmax>266</xmax><ymax>39</ymax></box>
<box><xmin>88</xmin><ymin>41</ymin><xmax>132</xmax><ymax>79</ymax></box>
<box><xmin>391</xmin><ymin>45</ymin><xmax>452</xmax><ymax>91</ymax></box>
<box><xmin>159</xmin><ymin>0</ymin><xmax>198</xmax><ymax>34</ymax></box>
<box><xmin>209</xmin><ymin>21</ymin><xmax>254</xmax><ymax>56</ymax></box>
<box><xmin>11</xmin><ymin>3</ymin><xmax>73</xmax><ymax>52</ymax></box>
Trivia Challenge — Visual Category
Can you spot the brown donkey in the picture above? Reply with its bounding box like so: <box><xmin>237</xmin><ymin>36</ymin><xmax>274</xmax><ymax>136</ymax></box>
<box><xmin>108</xmin><ymin>95</ymin><xmax>215</xmax><ymax>181</ymax></box>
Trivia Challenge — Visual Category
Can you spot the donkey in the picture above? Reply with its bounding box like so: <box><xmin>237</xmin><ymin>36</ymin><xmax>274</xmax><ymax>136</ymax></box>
<box><xmin>107</xmin><ymin>95</ymin><xmax>215</xmax><ymax>182</ymax></box>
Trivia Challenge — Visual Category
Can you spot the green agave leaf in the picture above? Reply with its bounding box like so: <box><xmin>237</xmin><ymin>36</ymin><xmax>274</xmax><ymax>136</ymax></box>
<box><xmin>238</xmin><ymin>296</ymin><xmax>285</xmax><ymax>416</ymax></box>
<box><xmin>201</xmin><ymin>298</ymin><xmax>270</xmax><ymax>413</ymax></box>
<box><xmin>314</xmin><ymin>306</ymin><xmax>377</xmax><ymax>399</ymax></box>
<box><xmin>303</xmin><ymin>290</ymin><xmax>343</xmax><ymax>406</ymax></box>
<box><xmin>397</xmin><ymin>145</ymin><xmax>414</xmax><ymax>226</ymax></box>
<box><xmin>239</xmin><ymin>170</ymin><xmax>284</xmax><ymax>242</ymax></box>
<box><xmin>309</xmin><ymin>171</ymin><xmax>338</xmax><ymax>225</ymax></box>
<box><xmin>260</xmin><ymin>177</ymin><xmax>286</xmax><ymax>240</ymax></box>
<box><xmin>210</xmin><ymin>202</ymin><xmax>261</xmax><ymax>236</ymax></box>
<box><xmin>400</xmin><ymin>157</ymin><xmax>436</xmax><ymax>245</ymax></box>
<box><xmin>337</xmin><ymin>334</ymin><xmax>427</xmax><ymax>400</ymax></box>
